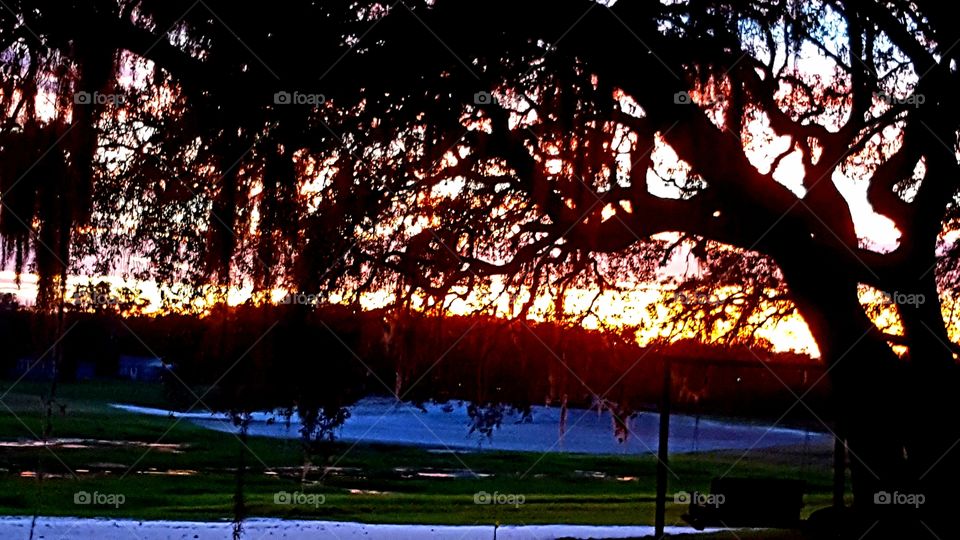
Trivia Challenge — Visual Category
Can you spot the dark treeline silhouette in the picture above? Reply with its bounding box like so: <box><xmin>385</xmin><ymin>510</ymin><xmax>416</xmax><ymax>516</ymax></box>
<box><xmin>2</xmin><ymin>304</ymin><xmax>827</xmax><ymax>430</ymax></box>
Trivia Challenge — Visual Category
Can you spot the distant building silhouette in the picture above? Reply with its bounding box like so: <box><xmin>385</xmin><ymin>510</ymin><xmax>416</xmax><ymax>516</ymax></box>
<box><xmin>75</xmin><ymin>361</ymin><xmax>97</xmax><ymax>381</ymax></box>
<box><xmin>117</xmin><ymin>355</ymin><xmax>168</xmax><ymax>381</ymax></box>
<box><xmin>7</xmin><ymin>357</ymin><xmax>56</xmax><ymax>381</ymax></box>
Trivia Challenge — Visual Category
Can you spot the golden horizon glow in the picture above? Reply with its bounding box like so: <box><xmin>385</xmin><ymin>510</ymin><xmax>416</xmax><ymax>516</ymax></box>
<box><xmin>0</xmin><ymin>269</ymin><xmax>947</xmax><ymax>359</ymax></box>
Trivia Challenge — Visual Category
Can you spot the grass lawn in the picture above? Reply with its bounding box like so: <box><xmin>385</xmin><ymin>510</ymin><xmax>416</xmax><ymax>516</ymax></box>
<box><xmin>0</xmin><ymin>380</ymin><xmax>844</xmax><ymax>526</ymax></box>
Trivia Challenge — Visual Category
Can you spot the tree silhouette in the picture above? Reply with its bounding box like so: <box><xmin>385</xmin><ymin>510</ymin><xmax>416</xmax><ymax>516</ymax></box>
<box><xmin>1</xmin><ymin>0</ymin><xmax>959</xmax><ymax>534</ymax></box>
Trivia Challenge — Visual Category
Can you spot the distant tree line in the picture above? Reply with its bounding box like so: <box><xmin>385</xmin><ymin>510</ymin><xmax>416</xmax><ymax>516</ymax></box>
<box><xmin>1</xmin><ymin>303</ymin><xmax>826</xmax><ymax>430</ymax></box>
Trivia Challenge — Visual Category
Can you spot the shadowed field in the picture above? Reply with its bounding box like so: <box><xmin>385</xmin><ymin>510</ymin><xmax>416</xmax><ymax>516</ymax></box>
<box><xmin>0</xmin><ymin>380</ymin><xmax>842</xmax><ymax>526</ymax></box>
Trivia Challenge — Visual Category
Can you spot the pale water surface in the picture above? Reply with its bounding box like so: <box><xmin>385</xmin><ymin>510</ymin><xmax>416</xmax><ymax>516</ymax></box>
<box><xmin>114</xmin><ymin>397</ymin><xmax>829</xmax><ymax>454</ymax></box>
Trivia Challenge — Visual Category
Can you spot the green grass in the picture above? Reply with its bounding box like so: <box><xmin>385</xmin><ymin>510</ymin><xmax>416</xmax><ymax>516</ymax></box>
<box><xmin>0</xmin><ymin>380</ymin><xmax>842</xmax><ymax>525</ymax></box>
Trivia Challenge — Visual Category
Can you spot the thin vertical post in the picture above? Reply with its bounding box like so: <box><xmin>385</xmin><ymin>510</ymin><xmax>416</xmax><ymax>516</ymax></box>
<box><xmin>833</xmin><ymin>435</ymin><xmax>846</xmax><ymax>508</ymax></box>
<box><xmin>655</xmin><ymin>355</ymin><xmax>672</xmax><ymax>539</ymax></box>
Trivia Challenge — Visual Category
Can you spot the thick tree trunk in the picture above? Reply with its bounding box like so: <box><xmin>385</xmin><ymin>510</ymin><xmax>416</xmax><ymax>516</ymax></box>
<box><xmin>777</xmin><ymin>256</ymin><xmax>911</xmax><ymax>536</ymax></box>
<box><xmin>893</xmin><ymin>267</ymin><xmax>960</xmax><ymax>537</ymax></box>
<box><xmin>779</xmin><ymin>251</ymin><xmax>960</xmax><ymax>537</ymax></box>
<box><xmin>896</xmin><ymin>262</ymin><xmax>955</xmax><ymax>368</ymax></box>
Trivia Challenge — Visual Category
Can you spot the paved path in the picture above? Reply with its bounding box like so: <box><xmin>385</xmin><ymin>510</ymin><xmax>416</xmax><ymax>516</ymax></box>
<box><xmin>0</xmin><ymin>517</ymin><xmax>722</xmax><ymax>539</ymax></box>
